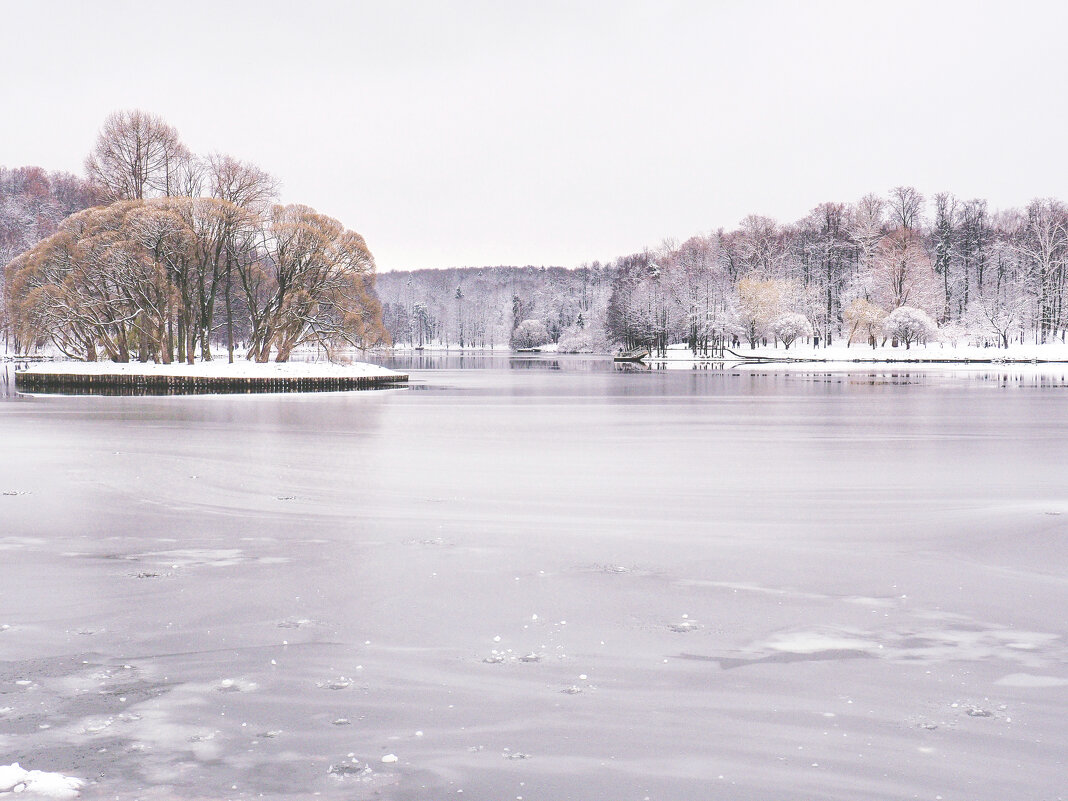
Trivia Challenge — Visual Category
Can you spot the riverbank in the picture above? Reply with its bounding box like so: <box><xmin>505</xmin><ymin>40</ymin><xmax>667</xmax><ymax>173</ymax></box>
<box><xmin>15</xmin><ymin>360</ymin><xmax>408</xmax><ymax>394</ymax></box>
<box><xmin>647</xmin><ymin>341</ymin><xmax>1068</xmax><ymax>364</ymax></box>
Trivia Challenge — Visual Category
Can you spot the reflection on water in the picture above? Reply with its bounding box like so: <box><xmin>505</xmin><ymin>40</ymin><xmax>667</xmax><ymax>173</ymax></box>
<box><xmin>377</xmin><ymin>351</ymin><xmax>611</xmax><ymax>372</ymax></box>
<box><xmin>0</xmin><ymin>364</ymin><xmax>26</xmax><ymax>400</ymax></box>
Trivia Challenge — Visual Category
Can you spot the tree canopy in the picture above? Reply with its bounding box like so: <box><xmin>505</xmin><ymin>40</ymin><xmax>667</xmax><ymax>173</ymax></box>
<box><xmin>2</xmin><ymin>110</ymin><xmax>386</xmax><ymax>362</ymax></box>
<box><xmin>6</xmin><ymin>198</ymin><xmax>385</xmax><ymax>362</ymax></box>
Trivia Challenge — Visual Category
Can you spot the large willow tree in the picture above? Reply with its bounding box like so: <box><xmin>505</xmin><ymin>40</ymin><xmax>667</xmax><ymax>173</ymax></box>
<box><xmin>5</xmin><ymin>198</ymin><xmax>387</xmax><ymax>362</ymax></box>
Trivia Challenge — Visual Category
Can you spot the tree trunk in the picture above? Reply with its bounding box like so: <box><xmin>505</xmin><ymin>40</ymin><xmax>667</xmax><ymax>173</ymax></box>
<box><xmin>225</xmin><ymin>257</ymin><xmax>235</xmax><ymax>364</ymax></box>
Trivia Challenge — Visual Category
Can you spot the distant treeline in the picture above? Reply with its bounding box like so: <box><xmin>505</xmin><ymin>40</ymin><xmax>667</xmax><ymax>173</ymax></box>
<box><xmin>1</xmin><ymin>166</ymin><xmax>103</xmax><ymax>351</ymax></box>
<box><xmin>376</xmin><ymin>266</ymin><xmax>612</xmax><ymax>352</ymax></box>
<box><xmin>7</xmin><ymin>158</ymin><xmax>1068</xmax><ymax>356</ymax></box>
<box><xmin>379</xmin><ymin>188</ymin><xmax>1068</xmax><ymax>352</ymax></box>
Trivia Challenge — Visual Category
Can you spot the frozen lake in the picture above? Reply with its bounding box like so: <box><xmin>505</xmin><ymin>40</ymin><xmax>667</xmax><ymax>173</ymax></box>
<box><xmin>1</xmin><ymin>356</ymin><xmax>1066</xmax><ymax>800</ymax></box>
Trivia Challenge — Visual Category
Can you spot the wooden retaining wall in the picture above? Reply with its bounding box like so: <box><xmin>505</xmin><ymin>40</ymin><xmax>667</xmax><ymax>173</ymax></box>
<box><xmin>14</xmin><ymin>371</ymin><xmax>409</xmax><ymax>395</ymax></box>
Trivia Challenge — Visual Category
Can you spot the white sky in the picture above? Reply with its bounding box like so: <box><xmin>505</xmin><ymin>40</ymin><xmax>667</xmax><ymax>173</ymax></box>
<box><xmin>2</xmin><ymin>0</ymin><xmax>1066</xmax><ymax>271</ymax></box>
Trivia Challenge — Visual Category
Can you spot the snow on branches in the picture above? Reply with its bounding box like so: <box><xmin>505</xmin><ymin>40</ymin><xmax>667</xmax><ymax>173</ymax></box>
<box><xmin>769</xmin><ymin>312</ymin><xmax>813</xmax><ymax>350</ymax></box>
<box><xmin>881</xmin><ymin>306</ymin><xmax>939</xmax><ymax>349</ymax></box>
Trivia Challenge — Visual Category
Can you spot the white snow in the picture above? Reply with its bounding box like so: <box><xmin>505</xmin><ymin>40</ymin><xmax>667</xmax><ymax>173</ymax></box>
<box><xmin>17</xmin><ymin>359</ymin><xmax>401</xmax><ymax>379</ymax></box>
<box><xmin>764</xmin><ymin>631</ymin><xmax>879</xmax><ymax>654</ymax></box>
<box><xmin>994</xmin><ymin>673</ymin><xmax>1068</xmax><ymax>688</ymax></box>
<box><xmin>213</xmin><ymin>678</ymin><xmax>258</xmax><ymax>693</ymax></box>
<box><xmin>0</xmin><ymin>764</ymin><xmax>84</xmax><ymax>799</ymax></box>
<box><xmin>649</xmin><ymin>340</ymin><xmax>1068</xmax><ymax>365</ymax></box>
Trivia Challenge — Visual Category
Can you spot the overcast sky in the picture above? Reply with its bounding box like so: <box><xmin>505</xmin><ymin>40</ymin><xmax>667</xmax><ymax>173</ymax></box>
<box><xmin>2</xmin><ymin>0</ymin><xmax>1066</xmax><ymax>271</ymax></box>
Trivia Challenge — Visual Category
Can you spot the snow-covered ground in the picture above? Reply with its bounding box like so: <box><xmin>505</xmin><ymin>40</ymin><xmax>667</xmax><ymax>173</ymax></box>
<box><xmin>649</xmin><ymin>341</ymin><xmax>1068</xmax><ymax>363</ymax></box>
<box><xmin>17</xmin><ymin>359</ymin><xmax>402</xmax><ymax>378</ymax></box>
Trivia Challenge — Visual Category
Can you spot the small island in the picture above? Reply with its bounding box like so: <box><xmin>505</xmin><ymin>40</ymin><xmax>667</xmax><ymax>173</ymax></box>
<box><xmin>3</xmin><ymin>112</ymin><xmax>403</xmax><ymax>394</ymax></box>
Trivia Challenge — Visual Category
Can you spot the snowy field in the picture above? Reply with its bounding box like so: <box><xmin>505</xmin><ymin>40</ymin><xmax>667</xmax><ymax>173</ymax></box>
<box><xmin>0</xmin><ymin>356</ymin><xmax>1065</xmax><ymax>800</ymax></box>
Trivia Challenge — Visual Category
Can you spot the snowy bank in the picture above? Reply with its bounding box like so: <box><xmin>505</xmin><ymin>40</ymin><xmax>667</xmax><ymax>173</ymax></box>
<box><xmin>14</xmin><ymin>359</ymin><xmax>408</xmax><ymax>394</ymax></box>
<box><xmin>648</xmin><ymin>341</ymin><xmax>1068</xmax><ymax>364</ymax></box>
<box><xmin>0</xmin><ymin>763</ymin><xmax>84</xmax><ymax>799</ymax></box>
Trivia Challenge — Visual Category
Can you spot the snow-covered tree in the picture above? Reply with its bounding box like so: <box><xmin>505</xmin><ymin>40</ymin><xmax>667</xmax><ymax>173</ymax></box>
<box><xmin>557</xmin><ymin>323</ymin><xmax>607</xmax><ymax>353</ymax></box>
<box><xmin>769</xmin><ymin>312</ymin><xmax>812</xmax><ymax>349</ymax></box>
<box><xmin>510</xmin><ymin>318</ymin><xmax>550</xmax><ymax>350</ymax></box>
<box><xmin>882</xmin><ymin>306</ymin><xmax>938</xmax><ymax>349</ymax></box>
<box><xmin>735</xmin><ymin>277</ymin><xmax>792</xmax><ymax>347</ymax></box>
<box><xmin>870</xmin><ymin>228</ymin><xmax>938</xmax><ymax>312</ymax></box>
<box><xmin>967</xmin><ymin>285</ymin><xmax>1028</xmax><ymax>348</ymax></box>
<box><xmin>843</xmin><ymin>298</ymin><xmax>886</xmax><ymax>348</ymax></box>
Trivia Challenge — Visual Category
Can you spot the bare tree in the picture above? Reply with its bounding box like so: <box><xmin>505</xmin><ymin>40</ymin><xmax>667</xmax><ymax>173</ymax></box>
<box><xmin>207</xmin><ymin>154</ymin><xmax>279</xmax><ymax>361</ymax></box>
<box><xmin>84</xmin><ymin>110</ymin><xmax>190</xmax><ymax>201</ymax></box>
<box><xmin>888</xmin><ymin>186</ymin><xmax>925</xmax><ymax>231</ymax></box>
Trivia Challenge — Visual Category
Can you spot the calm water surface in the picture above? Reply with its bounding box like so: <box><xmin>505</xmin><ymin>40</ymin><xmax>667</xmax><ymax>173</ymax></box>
<box><xmin>1</xmin><ymin>357</ymin><xmax>1066</xmax><ymax>800</ymax></box>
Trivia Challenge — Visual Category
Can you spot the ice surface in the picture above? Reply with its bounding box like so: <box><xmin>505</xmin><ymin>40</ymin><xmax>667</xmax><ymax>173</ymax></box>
<box><xmin>1</xmin><ymin>356</ymin><xmax>1066</xmax><ymax>800</ymax></box>
<box><xmin>995</xmin><ymin>673</ymin><xmax>1068</xmax><ymax>688</ymax></box>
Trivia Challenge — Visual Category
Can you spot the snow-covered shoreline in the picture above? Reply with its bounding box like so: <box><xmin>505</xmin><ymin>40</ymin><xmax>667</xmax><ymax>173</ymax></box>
<box><xmin>646</xmin><ymin>341</ymin><xmax>1068</xmax><ymax>364</ymax></box>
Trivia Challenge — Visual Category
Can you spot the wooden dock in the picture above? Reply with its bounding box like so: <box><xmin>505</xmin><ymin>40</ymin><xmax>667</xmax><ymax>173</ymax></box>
<box><xmin>14</xmin><ymin>370</ymin><xmax>409</xmax><ymax>395</ymax></box>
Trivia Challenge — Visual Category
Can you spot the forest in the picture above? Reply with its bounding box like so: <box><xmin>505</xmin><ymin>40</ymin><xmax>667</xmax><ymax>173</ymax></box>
<box><xmin>1</xmin><ymin>111</ymin><xmax>386</xmax><ymax>362</ymax></box>
<box><xmin>378</xmin><ymin>187</ymin><xmax>1068</xmax><ymax>354</ymax></box>
<box><xmin>5</xmin><ymin>115</ymin><xmax>1068</xmax><ymax>359</ymax></box>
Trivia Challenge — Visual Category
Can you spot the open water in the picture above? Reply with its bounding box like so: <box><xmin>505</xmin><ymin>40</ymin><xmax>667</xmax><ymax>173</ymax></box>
<box><xmin>1</xmin><ymin>356</ymin><xmax>1066</xmax><ymax>800</ymax></box>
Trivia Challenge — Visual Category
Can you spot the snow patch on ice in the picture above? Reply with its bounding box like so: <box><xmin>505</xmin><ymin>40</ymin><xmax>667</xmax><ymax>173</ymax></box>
<box><xmin>670</xmin><ymin>619</ymin><xmax>701</xmax><ymax>633</ymax></box>
<box><xmin>138</xmin><ymin>549</ymin><xmax>248</xmax><ymax>568</ymax></box>
<box><xmin>765</xmin><ymin>631</ymin><xmax>879</xmax><ymax>654</ymax></box>
<box><xmin>318</xmin><ymin>677</ymin><xmax>353</xmax><ymax>690</ymax></box>
<box><xmin>0</xmin><ymin>763</ymin><xmax>84</xmax><ymax>799</ymax></box>
<box><xmin>995</xmin><ymin>673</ymin><xmax>1068</xmax><ymax>688</ymax></box>
<box><xmin>213</xmin><ymin>678</ymin><xmax>258</xmax><ymax>693</ymax></box>
<box><xmin>0</xmin><ymin>538</ymin><xmax>45</xmax><ymax>551</ymax></box>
